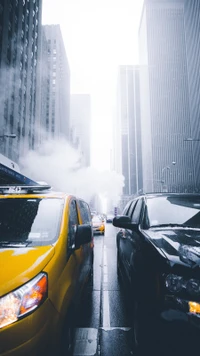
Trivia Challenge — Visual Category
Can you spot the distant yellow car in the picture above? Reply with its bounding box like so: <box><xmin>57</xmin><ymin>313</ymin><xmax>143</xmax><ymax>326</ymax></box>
<box><xmin>0</xmin><ymin>184</ymin><xmax>94</xmax><ymax>356</ymax></box>
<box><xmin>92</xmin><ymin>215</ymin><xmax>105</xmax><ymax>235</ymax></box>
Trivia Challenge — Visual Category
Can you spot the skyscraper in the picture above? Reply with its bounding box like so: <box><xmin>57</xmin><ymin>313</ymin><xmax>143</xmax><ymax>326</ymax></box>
<box><xmin>139</xmin><ymin>0</ymin><xmax>197</xmax><ymax>193</ymax></box>
<box><xmin>184</xmin><ymin>0</ymin><xmax>200</xmax><ymax>191</ymax></box>
<box><xmin>114</xmin><ymin>65</ymin><xmax>143</xmax><ymax>208</ymax></box>
<box><xmin>70</xmin><ymin>94</ymin><xmax>91</xmax><ymax>167</ymax></box>
<box><xmin>41</xmin><ymin>25</ymin><xmax>70</xmax><ymax>141</ymax></box>
<box><xmin>0</xmin><ymin>0</ymin><xmax>42</xmax><ymax>161</ymax></box>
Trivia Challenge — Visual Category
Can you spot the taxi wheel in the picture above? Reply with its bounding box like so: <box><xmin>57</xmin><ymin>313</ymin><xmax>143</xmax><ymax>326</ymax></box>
<box><xmin>60</xmin><ymin>312</ymin><xmax>74</xmax><ymax>356</ymax></box>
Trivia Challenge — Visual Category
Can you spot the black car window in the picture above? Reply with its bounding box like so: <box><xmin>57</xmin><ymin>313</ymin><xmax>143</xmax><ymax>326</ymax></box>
<box><xmin>123</xmin><ymin>200</ymin><xmax>137</xmax><ymax>216</ymax></box>
<box><xmin>131</xmin><ymin>198</ymin><xmax>143</xmax><ymax>224</ymax></box>
<box><xmin>79</xmin><ymin>200</ymin><xmax>91</xmax><ymax>224</ymax></box>
<box><xmin>122</xmin><ymin>200</ymin><xmax>132</xmax><ymax>215</ymax></box>
<box><xmin>67</xmin><ymin>200</ymin><xmax>79</xmax><ymax>259</ymax></box>
<box><xmin>127</xmin><ymin>200</ymin><xmax>137</xmax><ymax>218</ymax></box>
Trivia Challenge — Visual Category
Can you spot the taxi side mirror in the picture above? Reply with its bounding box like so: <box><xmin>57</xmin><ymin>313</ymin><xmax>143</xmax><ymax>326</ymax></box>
<box><xmin>75</xmin><ymin>224</ymin><xmax>92</xmax><ymax>249</ymax></box>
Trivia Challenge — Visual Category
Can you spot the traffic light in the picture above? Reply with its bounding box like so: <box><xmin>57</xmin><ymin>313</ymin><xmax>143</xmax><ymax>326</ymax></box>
<box><xmin>114</xmin><ymin>207</ymin><xmax>117</xmax><ymax>216</ymax></box>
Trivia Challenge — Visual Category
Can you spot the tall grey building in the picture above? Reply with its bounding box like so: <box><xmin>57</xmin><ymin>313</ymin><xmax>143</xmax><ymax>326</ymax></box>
<box><xmin>114</xmin><ymin>65</ymin><xmax>143</xmax><ymax>209</ymax></box>
<box><xmin>41</xmin><ymin>25</ymin><xmax>70</xmax><ymax>141</ymax></box>
<box><xmin>184</xmin><ymin>0</ymin><xmax>200</xmax><ymax>191</ymax></box>
<box><xmin>0</xmin><ymin>0</ymin><xmax>42</xmax><ymax>161</ymax></box>
<box><xmin>139</xmin><ymin>0</ymin><xmax>198</xmax><ymax>193</ymax></box>
<box><xmin>70</xmin><ymin>94</ymin><xmax>91</xmax><ymax>167</ymax></box>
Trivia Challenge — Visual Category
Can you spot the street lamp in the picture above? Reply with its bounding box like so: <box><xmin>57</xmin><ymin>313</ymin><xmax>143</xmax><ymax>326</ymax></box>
<box><xmin>161</xmin><ymin>161</ymin><xmax>176</xmax><ymax>191</ymax></box>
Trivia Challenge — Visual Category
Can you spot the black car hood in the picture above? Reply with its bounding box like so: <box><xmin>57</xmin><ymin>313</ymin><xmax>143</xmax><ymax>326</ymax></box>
<box><xmin>145</xmin><ymin>228</ymin><xmax>200</xmax><ymax>267</ymax></box>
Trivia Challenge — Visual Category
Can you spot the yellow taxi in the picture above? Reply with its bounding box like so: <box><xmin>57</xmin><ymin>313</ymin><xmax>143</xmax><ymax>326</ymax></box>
<box><xmin>92</xmin><ymin>215</ymin><xmax>105</xmax><ymax>235</ymax></box>
<box><xmin>0</xmin><ymin>184</ymin><xmax>94</xmax><ymax>356</ymax></box>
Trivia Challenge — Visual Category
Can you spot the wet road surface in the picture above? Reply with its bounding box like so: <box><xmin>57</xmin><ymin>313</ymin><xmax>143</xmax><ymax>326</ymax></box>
<box><xmin>71</xmin><ymin>223</ymin><xmax>199</xmax><ymax>356</ymax></box>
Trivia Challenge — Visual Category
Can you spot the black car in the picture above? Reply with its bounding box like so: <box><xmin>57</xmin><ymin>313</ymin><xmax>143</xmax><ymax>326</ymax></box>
<box><xmin>113</xmin><ymin>193</ymin><xmax>200</xmax><ymax>353</ymax></box>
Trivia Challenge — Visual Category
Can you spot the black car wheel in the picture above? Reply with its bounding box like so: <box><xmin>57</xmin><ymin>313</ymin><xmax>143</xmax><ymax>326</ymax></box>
<box><xmin>117</xmin><ymin>250</ymin><xmax>120</xmax><ymax>275</ymax></box>
<box><xmin>133</xmin><ymin>298</ymin><xmax>159</xmax><ymax>355</ymax></box>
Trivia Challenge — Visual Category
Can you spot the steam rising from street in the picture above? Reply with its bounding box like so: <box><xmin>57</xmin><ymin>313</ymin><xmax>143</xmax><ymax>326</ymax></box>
<box><xmin>19</xmin><ymin>139</ymin><xmax>124</xmax><ymax>206</ymax></box>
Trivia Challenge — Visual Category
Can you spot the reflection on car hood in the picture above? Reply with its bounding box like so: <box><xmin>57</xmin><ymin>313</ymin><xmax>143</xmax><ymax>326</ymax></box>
<box><xmin>146</xmin><ymin>228</ymin><xmax>200</xmax><ymax>267</ymax></box>
<box><xmin>0</xmin><ymin>245</ymin><xmax>55</xmax><ymax>296</ymax></box>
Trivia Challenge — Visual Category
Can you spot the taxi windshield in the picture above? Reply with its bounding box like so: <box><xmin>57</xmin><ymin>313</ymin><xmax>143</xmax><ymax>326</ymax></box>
<box><xmin>0</xmin><ymin>198</ymin><xmax>64</xmax><ymax>247</ymax></box>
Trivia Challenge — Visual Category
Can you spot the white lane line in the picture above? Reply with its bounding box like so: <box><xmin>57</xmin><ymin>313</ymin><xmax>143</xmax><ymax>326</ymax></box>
<box><xmin>102</xmin><ymin>245</ymin><xmax>110</xmax><ymax>327</ymax></box>
<box><xmin>104</xmin><ymin>245</ymin><xmax>107</xmax><ymax>266</ymax></box>
<box><xmin>103</xmin><ymin>290</ymin><xmax>110</xmax><ymax>328</ymax></box>
<box><xmin>103</xmin><ymin>245</ymin><xmax>108</xmax><ymax>283</ymax></box>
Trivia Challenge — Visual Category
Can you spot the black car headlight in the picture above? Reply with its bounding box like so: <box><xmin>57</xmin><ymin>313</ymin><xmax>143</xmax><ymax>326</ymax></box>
<box><xmin>165</xmin><ymin>274</ymin><xmax>184</xmax><ymax>293</ymax></box>
<box><xmin>165</xmin><ymin>274</ymin><xmax>200</xmax><ymax>298</ymax></box>
<box><xmin>186</xmin><ymin>279</ymin><xmax>200</xmax><ymax>297</ymax></box>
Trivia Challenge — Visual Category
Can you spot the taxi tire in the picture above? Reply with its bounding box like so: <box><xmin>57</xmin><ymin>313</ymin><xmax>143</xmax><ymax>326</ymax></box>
<box><xmin>60</xmin><ymin>310</ymin><xmax>74</xmax><ymax>356</ymax></box>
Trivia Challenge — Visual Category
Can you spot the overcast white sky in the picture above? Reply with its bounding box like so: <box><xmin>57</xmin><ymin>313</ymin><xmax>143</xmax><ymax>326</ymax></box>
<box><xmin>42</xmin><ymin>0</ymin><xmax>144</xmax><ymax>170</ymax></box>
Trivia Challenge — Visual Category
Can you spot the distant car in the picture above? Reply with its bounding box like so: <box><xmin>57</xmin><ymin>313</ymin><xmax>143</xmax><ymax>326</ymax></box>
<box><xmin>92</xmin><ymin>215</ymin><xmax>105</xmax><ymax>235</ymax></box>
<box><xmin>106</xmin><ymin>213</ymin><xmax>114</xmax><ymax>223</ymax></box>
<box><xmin>113</xmin><ymin>192</ymin><xmax>200</xmax><ymax>353</ymax></box>
<box><xmin>0</xmin><ymin>183</ymin><xmax>94</xmax><ymax>356</ymax></box>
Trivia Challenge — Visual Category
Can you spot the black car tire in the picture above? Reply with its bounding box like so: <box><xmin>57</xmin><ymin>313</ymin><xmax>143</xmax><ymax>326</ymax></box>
<box><xmin>133</xmin><ymin>299</ymin><xmax>158</xmax><ymax>355</ymax></box>
<box><xmin>117</xmin><ymin>250</ymin><xmax>121</xmax><ymax>277</ymax></box>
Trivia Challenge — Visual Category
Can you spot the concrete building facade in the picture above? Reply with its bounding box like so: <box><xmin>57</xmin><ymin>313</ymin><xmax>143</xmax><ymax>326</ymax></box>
<box><xmin>114</xmin><ymin>65</ymin><xmax>143</xmax><ymax>209</ymax></box>
<box><xmin>138</xmin><ymin>0</ymin><xmax>199</xmax><ymax>193</ymax></box>
<box><xmin>70</xmin><ymin>94</ymin><xmax>91</xmax><ymax>167</ymax></box>
<box><xmin>0</xmin><ymin>0</ymin><xmax>42</xmax><ymax>161</ymax></box>
<box><xmin>41</xmin><ymin>25</ymin><xmax>70</xmax><ymax>142</ymax></box>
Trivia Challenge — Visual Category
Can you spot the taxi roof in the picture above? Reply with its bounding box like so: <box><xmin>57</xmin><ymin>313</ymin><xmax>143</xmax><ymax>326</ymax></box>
<box><xmin>0</xmin><ymin>162</ymin><xmax>71</xmax><ymax>199</ymax></box>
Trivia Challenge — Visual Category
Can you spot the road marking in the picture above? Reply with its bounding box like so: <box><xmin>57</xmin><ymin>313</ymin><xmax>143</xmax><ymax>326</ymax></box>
<box><xmin>102</xmin><ymin>245</ymin><xmax>110</xmax><ymax>328</ymax></box>
<box><xmin>103</xmin><ymin>245</ymin><xmax>108</xmax><ymax>283</ymax></box>
<box><xmin>101</xmin><ymin>327</ymin><xmax>131</xmax><ymax>331</ymax></box>
<box><xmin>73</xmin><ymin>328</ymin><xmax>98</xmax><ymax>356</ymax></box>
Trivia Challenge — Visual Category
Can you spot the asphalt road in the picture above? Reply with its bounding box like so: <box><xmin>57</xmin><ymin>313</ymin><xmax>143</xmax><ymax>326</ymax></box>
<box><xmin>72</xmin><ymin>223</ymin><xmax>135</xmax><ymax>356</ymax></box>
<box><xmin>72</xmin><ymin>223</ymin><xmax>199</xmax><ymax>356</ymax></box>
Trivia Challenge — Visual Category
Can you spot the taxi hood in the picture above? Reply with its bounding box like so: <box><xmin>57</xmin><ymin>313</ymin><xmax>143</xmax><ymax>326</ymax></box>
<box><xmin>146</xmin><ymin>227</ymin><xmax>200</xmax><ymax>268</ymax></box>
<box><xmin>0</xmin><ymin>245</ymin><xmax>55</xmax><ymax>297</ymax></box>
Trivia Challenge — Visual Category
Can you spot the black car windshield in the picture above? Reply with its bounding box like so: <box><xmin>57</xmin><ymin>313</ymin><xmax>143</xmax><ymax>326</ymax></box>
<box><xmin>146</xmin><ymin>196</ymin><xmax>200</xmax><ymax>228</ymax></box>
<box><xmin>0</xmin><ymin>198</ymin><xmax>64</xmax><ymax>247</ymax></box>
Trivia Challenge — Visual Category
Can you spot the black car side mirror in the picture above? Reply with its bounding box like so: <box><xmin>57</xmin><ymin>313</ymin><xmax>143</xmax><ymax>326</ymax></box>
<box><xmin>113</xmin><ymin>215</ymin><xmax>138</xmax><ymax>230</ymax></box>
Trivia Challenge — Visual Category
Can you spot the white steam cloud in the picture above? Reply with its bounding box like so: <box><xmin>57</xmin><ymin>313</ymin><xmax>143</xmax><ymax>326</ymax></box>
<box><xmin>19</xmin><ymin>138</ymin><xmax>124</xmax><ymax>207</ymax></box>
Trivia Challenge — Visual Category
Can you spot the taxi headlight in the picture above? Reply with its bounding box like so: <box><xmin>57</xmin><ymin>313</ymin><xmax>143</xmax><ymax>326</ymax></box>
<box><xmin>186</xmin><ymin>279</ymin><xmax>200</xmax><ymax>297</ymax></box>
<box><xmin>165</xmin><ymin>274</ymin><xmax>184</xmax><ymax>293</ymax></box>
<box><xmin>0</xmin><ymin>272</ymin><xmax>48</xmax><ymax>329</ymax></box>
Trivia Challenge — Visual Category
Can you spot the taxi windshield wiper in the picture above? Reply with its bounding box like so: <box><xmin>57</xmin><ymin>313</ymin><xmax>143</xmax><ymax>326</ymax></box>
<box><xmin>150</xmin><ymin>223</ymin><xmax>192</xmax><ymax>228</ymax></box>
<box><xmin>0</xmin><ymin>241</ymin><xmax>32</xmax><ymax>248</ymax></box>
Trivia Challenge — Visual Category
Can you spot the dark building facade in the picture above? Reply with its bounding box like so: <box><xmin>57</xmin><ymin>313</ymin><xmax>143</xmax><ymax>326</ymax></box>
<box><xmin>114</xmin><ymin>65</ymin><xmax>143</xmax><ymax>204</ymax></box>
<box><xmin>138</xmin><ymin>0</ymin><xmax>199</xmax><ymax>193</ymax></box>
<box><xmin>0</xmin><ymin>0</ymin><xmax>42</xmax><ymax>161</ymax></box>
<box><xmin>41</xmin><ymin>25</ymin><xmax>70</xmax><ymax>142</ymax></box>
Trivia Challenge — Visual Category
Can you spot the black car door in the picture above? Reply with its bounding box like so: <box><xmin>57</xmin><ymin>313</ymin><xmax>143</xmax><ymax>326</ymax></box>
<box><xmin>118</xmin><ymin>199</ymin><xmax>137</xmax><ymax>282</ymax></box>
<box><xmin>120</xmin><ymin>198</ymin><xmax>144</xmax><ymax>285</ymax></box>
